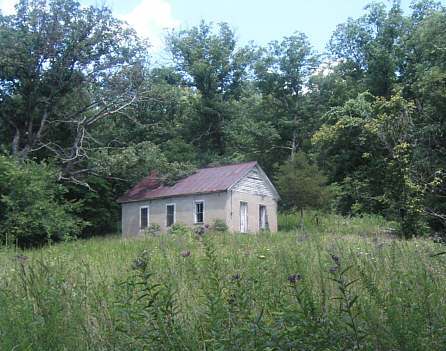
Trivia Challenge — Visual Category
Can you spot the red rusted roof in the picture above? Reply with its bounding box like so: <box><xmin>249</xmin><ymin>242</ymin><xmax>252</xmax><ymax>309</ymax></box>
<box><xmin>117</xmin><ymin>161</ymin><xmax>258</xmax><ymax>203</ymax></box>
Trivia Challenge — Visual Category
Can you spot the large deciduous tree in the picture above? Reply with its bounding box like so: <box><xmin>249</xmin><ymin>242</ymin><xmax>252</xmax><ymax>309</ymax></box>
<box><xmin>254</xmin><ymin>32</ymin><xmax>319</xmax><ymax>159</ymax></box>
<box><xmin>402</xmin><ymin>1</ymin><xmax>446</xmax><ymax>232</ymax></box>
<box><xmin>166</xmin><ymin>21</ymin><xmax>253</xmax><ymax>157</ymax></box>
<box><xmin>313</xmin><ymin>92</ymin><xmax>427</xmax><ymax>236</ymax></box>
<box><xmin>329</xmin><ymin>1</ymin><xmax>406</xmax><ymax>97</ymax></box>
<box><xmin>0</xmin><ymin>0</ymin><xmax>147</xmax><ymax>181</ymax></box>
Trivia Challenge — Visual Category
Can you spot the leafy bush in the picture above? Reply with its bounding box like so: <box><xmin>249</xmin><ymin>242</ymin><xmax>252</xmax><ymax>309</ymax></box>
<box><xmin>168</xmin><ymin>223</ymin><xmax>193</xmax><ymax>235</ymax></box>
<box><xmin>275</xmin><ymin>152</ymin><xmax>334</xmax><ymax>211</ymax></box>
<box><xmin>193</xmin><ymin>225</ymin><xmax>207</xmax><ymax>236</ymax></box>
<box><xmin>0</xmin><ymin>156</ymin><xmax>84</xmax><ymax>247</ymax></box>
<box><xmin>65</xmin><ymin>176</ymin><xmax>120</xmax><ymax>237</ymax></box>
<box><xmin>211</xmin><ymin>219</ymin><xmax>228</xmax><ymax>232</ymax></box>
<box><xmin>143</xmin><ymin>223</ymin><xmax>161</xmax><ymax>236</ymax></box>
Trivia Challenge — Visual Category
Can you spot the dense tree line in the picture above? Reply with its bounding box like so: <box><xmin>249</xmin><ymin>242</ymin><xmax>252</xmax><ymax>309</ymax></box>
<box><xmin>0</xmin><ymin>0</ymin><xmax>445</xmax><ymax>245</ymax></box>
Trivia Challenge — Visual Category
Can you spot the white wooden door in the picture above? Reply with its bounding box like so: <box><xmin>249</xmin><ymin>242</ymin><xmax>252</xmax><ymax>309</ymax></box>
<box><xmin>240</xmin><ymin>202</ymin><xmax>248</xmax><ymax>233</ymax></box>
<box><xmin>259</xmin><ymin>205</ymin><xmax>267</xmax><ymax>230</ymax></box>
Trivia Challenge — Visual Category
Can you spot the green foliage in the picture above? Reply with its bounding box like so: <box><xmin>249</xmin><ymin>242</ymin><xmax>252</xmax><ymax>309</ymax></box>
<box><xmin>0</xmin><ymin>156</ymin><xmax>83</xmax><ymax>246</ymax></box>
<box><xmin>0</xmin><ymin>0</ymin><xmax>146</xmax><ymax>164</ymax></box>
<box><xmin>385</xmin><ymin>143</ymin><xmax>428</xmax><ymax>237</ymax></box>
<box><xmin>143</xmin><ymin>224</ymin><xmax>161</xmax><ymax>236</ymax></box>
<box><xmin>211</xmin><ymin>219</ymin><xmax>229</xmax><ymax>232</ymax></box>
<box><xmin>167</xmin><ymin>223</ymin><xmax>193</xmax><ymax>236</ymax></box>
<box><xmin>254</xmin><ymin>32</ymin><xmax>320</xmax><ymax>159</ymax></box>
<box><xmin>0</xmin><ymin>257</ymin><xmax>91</xmax><ymax>350</ymax></box>
<box><xmin>317</xmin><ymin>1</ymin><xmax>446</xmax><ymax>236</ymax></box>
<box><xmin>275</xmin><ymin>152</ymin><xmax>333</xmax><ymax>211</ymax></box>
<box><xmin>329</xmin><ymin>1</ymin><xmax>405</xmax><ymax>97</ymax></box>
<box><xmin>313</xmin><ymin>93</ymin><xmax>428</xmax><ymax>236</ymax></box>
<box><xmin>1</xmin><ymin>219</ymin><xmax>446</xmax><ymax>350</ymax></box>
<box><xmin>65</xmin><ymin>176</ymin><xmax>119</xmax><ymax>237</ymax></box>
<box><xmin>223</xmin><ymin>94</ymin><xmax>282</xmax><ymax>171</ymax></box>
<box><xmin>115</xmin><ymin>249</ymin><xmax>185</xmax><ymax>350</ymax></box>
<box><xmin>167</xmin><ymin>21</ymin><xmax>251</xmax><ymax>100</ymax></box>
<box><xmin>157</xmin><ymin>162</ymin><xmax>197</xmax><ymax>186</ymax></box>
<box><xmin>166</xmin><ymin>21</ymin><xmax>253</xmax><ymax>156</ymax></box>
<box><xmin>278</xmin><ymin>209</ymin><xmax>391</xmax><ymax>234</ymax></box>
<box><xmin>1</xmin><ymin>0</ymin><xmax>446</xmax><ymax>241</ymax></box>
<box><xmin>402</xmin><ymin>4</ymin><xmax>446</xmax><ymax>235</ymax></box>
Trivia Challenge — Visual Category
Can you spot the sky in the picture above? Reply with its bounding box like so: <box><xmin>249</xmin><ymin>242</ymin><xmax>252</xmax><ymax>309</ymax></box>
<box><xmin>0</xmin><ymin>0</ymin><xmax>428</xmax><ymax>55</ymax></box>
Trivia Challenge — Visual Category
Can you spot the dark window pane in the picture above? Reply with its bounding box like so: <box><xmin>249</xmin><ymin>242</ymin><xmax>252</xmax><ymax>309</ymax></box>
<box><xmin>195</xmin><ymin>201</ymin><xmax>204</xmax><ymax>223</ymax></box>
<box><xmin>167</xmin><ymin>205</ymin><xmax>175</xmax><ymax>227</ymax></box>
<box><xmin>140</xmin><ymin>207</ymin><xmax>148</xmax><ymax>229</ymax></box>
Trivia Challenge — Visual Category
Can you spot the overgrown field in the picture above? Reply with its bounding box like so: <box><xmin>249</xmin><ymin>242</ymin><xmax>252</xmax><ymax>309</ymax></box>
<box><xmin>1</xmin><ymin>213</ymin><xmax>446</xmax><ymax>350</ymax></box>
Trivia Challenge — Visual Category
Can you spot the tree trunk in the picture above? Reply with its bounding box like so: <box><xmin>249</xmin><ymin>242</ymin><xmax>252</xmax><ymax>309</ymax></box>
<box><xmin>291</xmin><ymin>129</ymin><xmax>297</xmax><ymax>160</ymax></box>
<box><xmin>290</xmin><ymin>113</ymin><xmax>298</xmax><ymax>160</ymax></box>
<box><xmin>11</xmin><ymin>128</ymin><xmax>20</xmax><ymax>156</ymax></box>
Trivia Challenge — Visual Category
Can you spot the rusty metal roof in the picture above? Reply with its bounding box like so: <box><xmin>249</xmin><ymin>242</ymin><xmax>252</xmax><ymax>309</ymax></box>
<box><xmin>117</xmin><ymin>161</ymin><xmax>258</xmax><ymax>203</ymax></box>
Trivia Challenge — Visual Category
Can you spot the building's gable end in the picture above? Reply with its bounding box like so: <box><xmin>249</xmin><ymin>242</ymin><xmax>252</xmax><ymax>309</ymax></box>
<box><xmin>229</xmin><ymin>166</ymin><xmax>278</xmax><ymax>199</ymax></box>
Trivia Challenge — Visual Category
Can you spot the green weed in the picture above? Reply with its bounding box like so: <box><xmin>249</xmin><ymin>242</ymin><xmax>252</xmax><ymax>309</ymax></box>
<box><xmin>0</xmin><ymin>214</ymin><xmax>445</xmax><ymax>350</ymax></box>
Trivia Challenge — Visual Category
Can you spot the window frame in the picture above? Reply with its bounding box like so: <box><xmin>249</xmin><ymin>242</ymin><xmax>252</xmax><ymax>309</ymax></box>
<box><xmin>194</xmin><ymin>200</ymin><xmax>205</xmax><ymax>224</ymax></box>
<box><xmin>140</xmin><ymin>205</ymin><xmax>150</xmax><ymax>231</ymax></box>
<box><xmin>166</xmin><ymin>203</ymin><xmax>176</xmax><ymax>227</ymax></box>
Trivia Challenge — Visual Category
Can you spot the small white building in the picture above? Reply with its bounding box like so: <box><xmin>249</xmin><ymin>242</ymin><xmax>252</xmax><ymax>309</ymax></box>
<box><xmin>117</xmin><ymin>161</ymin><xmax>280</xmax><ymax>235</ymax></box>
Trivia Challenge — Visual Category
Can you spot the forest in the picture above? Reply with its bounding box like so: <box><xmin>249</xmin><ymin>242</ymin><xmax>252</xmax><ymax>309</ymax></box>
<box><xmin>1</xmin><ymin>0</ymin><xmax>445</xmax><ymax>246</ymax></box>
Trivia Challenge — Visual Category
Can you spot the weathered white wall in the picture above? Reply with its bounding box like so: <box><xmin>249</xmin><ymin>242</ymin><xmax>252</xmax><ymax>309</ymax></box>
<box><xmin>227</xmin><ymin>165</ymin><xmax>278</xmax><ymax>232</ymax></box>
<box><xmin>226</xmin><ymin>191</ymin><xmax>278</xmax><ymax>233</ymax></box>
<box><xmin>121</xmin><ymin>192</ymin><xmax>228</xmax><ymax>236</ymax></box>
<box><xmin>231</xmin><ymin>168</ymin><xmax>274</xmax><ymax>197</ymax></box>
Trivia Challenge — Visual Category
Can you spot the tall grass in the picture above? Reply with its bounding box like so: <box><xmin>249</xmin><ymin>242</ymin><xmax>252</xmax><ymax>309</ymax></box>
<box><xmin>278</xmin><ymin>209</ymin><xmax>394</xmax><ymax>234</ymax></box>
<box><xmin>1</xmin><ymin>214</ymin><xmax>445</xmax><ymax>350</ymax></box>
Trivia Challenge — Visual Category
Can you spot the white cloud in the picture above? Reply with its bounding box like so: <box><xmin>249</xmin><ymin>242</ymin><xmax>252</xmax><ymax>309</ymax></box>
<box><xmin>1</xmin><ymin>0</ymin><xmax>179</xmax><ymax>52</ymax></box>
<box><xmin>120</xmin><ymin>0</ymin><xmax>180</xmax><ymax>52</ymax></box>
<box><xmin>0</xmin><ymin>0</ymin><xmax>18</xmax><ymax>15</ymax></box>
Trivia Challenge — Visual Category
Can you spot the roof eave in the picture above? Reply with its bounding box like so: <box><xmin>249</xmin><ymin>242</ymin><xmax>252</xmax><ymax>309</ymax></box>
<box><xmin>117</xmin><ymin>189</ymin><xmax>228</xmax><ymax>204</ymax></box>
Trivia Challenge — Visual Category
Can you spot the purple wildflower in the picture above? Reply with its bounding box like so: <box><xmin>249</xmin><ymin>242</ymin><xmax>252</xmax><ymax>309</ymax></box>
<box><xmin>231</xmin><ymin>273</ymin><xmax>241</xmax><ymax>281</ymax></box>
<box><xmin>195</xmin><ymin>226</ymin><xmax>205</xmax><ymax>236</ymax></box>
<box><xmin>331</xmin><ymin>254</ymin><xmax>340</xmax><ymax>265</ymax></box>
<box><xmin>288</xmin><ymin>274</ymin><xmax>303</xmax><ymax>284</ymax></box>
<box><xmin>131</xmin><ymin>257</ymin><xmax>147</xmax><ymax>270</ymax></box>
<box><xmin>181</xmin><ymin>250</ymin><xmax>191</xmax><ymax>258</ymax></box>
<box><xmin>15</xmin><ymin>254</ymin><xmax>28</xmax><ymax>264</ymax></box>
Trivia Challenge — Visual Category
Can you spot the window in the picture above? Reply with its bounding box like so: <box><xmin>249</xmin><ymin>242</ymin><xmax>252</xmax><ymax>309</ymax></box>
<box><xmin>259</xmin><ymin>205</ymin><xmax>268</xmax><ymax>230</ymax></box>
<box><xmin>140</xmin><ymin>206</ymin><xmax>149</xmax><ymax>230</ymax></box>
<box><xmin>194</xmin><ymin>201</ymin><xmax>204</xmax><ymax>223</ymax></box>
<box><xmin>166</xmin><ymin>204</ymin><xmax>175</xmax><ymax>227</ymax></box>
